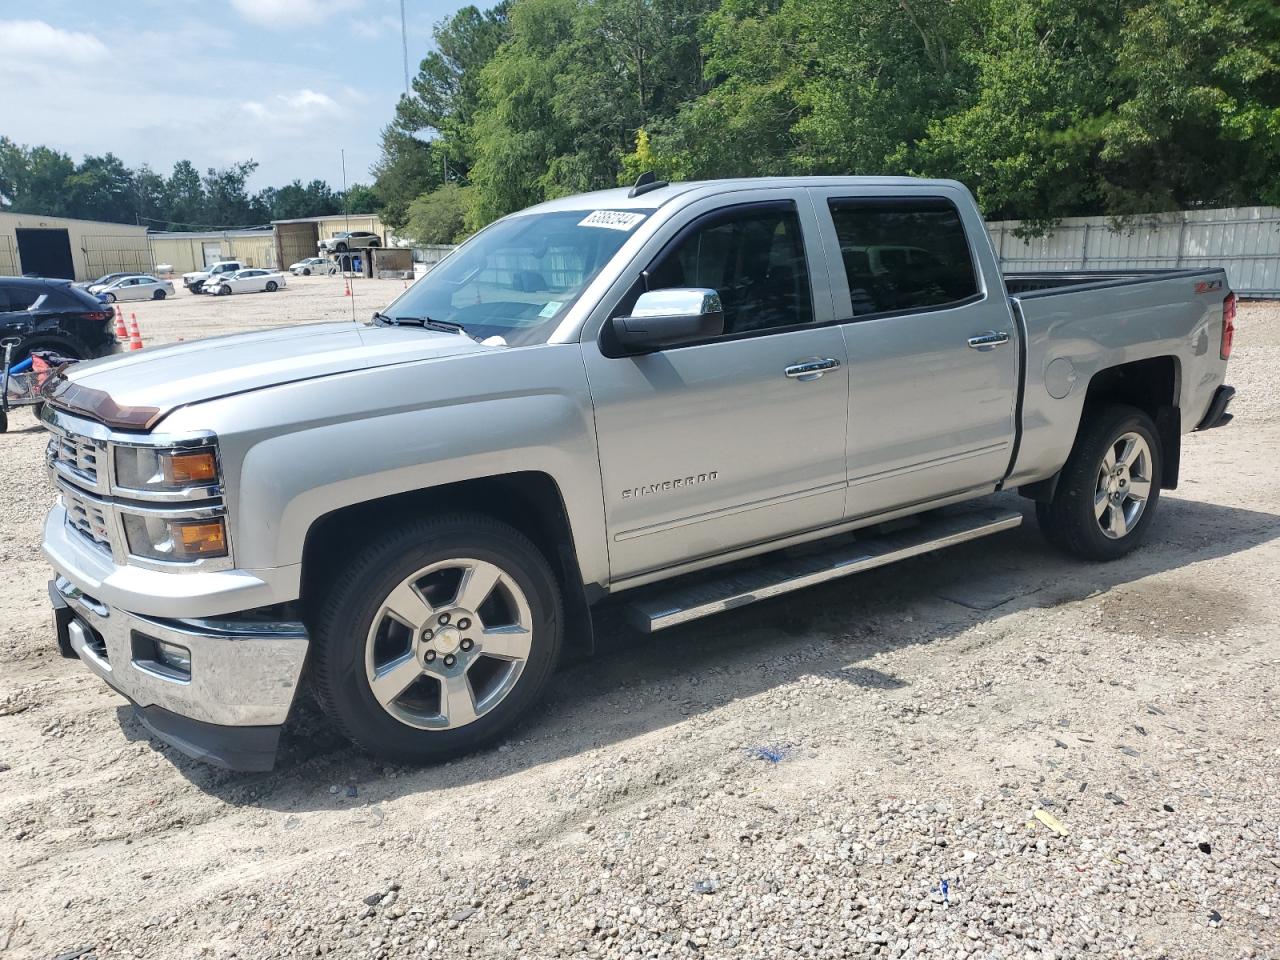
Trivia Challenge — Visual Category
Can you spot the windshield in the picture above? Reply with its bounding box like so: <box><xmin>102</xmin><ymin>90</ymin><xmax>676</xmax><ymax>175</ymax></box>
<box><xmin>378</xmin><ymin>208</ymin><xmax>647</xmax><ymax>347</ymax></box>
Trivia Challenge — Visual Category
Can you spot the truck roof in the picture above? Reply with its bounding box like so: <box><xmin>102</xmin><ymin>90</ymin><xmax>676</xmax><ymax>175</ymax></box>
<box><xmin>522</xmin><ymin>176</ymin><xmax>968</xmax><ymax>214</ymax></box>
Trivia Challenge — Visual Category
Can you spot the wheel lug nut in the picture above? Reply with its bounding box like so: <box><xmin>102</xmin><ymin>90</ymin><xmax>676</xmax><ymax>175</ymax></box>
<box><xmin>457</xmin><ymin>617</ymin><xmax>471</xmax><ymax>630</ymax></box>
<box><xmin>423</xmin><ymin>629</ymin><xmax>434</xmax><ymax>641</ymax></box>
<box><xmin>460</xmin><ymin>638</ymin><xmax>474</xmax><ymax>651</ymax></box>
<box><xmin>424</xmin><ymin>650</ymin><xmax>436</xmax><ymax>662</ymax></box>
<box><xmin>438</xmin><ymin>612</ymin><xmax>451</xmax><ymax>625</ymax></box>
<box><xmin>443</xmin><ymin>654</ymin><xmax>456</xmax><ymax>667</ymax></box>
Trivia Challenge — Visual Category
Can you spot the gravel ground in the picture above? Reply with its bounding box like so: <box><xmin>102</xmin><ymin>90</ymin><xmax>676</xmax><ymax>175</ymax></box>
<box><xmin>0</xmin><ymin>295</ymin><xmax>1277</xmax><ymax>960</ymax></box>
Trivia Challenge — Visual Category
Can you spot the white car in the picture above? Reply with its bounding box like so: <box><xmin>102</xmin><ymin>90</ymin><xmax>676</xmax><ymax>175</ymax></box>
<box><xmin>95</xmin><ymin>275</ymin><xmax>175</xmax><ymax>302</ymax></box>
<box><xmin>317</xmin><ymin>230</ymin><xmax>382</xmax><ymax>253</ymax></box>
<box><xmin>288</xmin><ymin>257</ymin><xmax>334</xmax><ymax>276</ymax></box>
<box><xmin>183</xmin><ymin>261</ymin><xmax>243</xmax><ymax>293</ymax></box>
<box><xmin>211</xmin><ymin>269</ymin><xmax>287</xmax><ymax>295</ymax></box>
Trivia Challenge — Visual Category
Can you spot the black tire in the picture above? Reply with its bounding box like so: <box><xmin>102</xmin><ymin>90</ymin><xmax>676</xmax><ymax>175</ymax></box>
<box><xmin>1036</xmin><ymin>404</ymin><xmax>1162</xmax><ymax>561</ymax></box>
<box><xmin>0</xmin><ymin>410</ymin><xmax>7</xmax><ymax>433</ymax></box>
<box><xmin>302</xmin><ymin>268</ymin><xmax>311</xmax><ymax>276</ymax></box>
<box><xmin>219</xmin><ymin>284</ymin><xmax>231</xmax><ymax>296</ymax></box>
<box><xmin>152</xmin><ymin>289</ymin><xmax>166</xmax><ymax>300</ymax></box>
<box><xmin>103</xmin><ymin>292</ymin><xmax>116</xmax><ymax>303</ymax></box>
<box><xmin>311</xmin><ymin>513</ymin><xmax>564</xmax><ymax>764</ymax></box>
<box><xmin>335</xmin><ymin>242</ymin><xmax>348</xmax><ymax>253</ymax></box>
<box><xmin>368</xmin><ymin>239</ymin><xmax>381</xmax><ymax>247</ymax></box>
<box><xmin>265</xmin><ymin>280</ymin><xmax>278</xmax><ymax>292</ymax></box>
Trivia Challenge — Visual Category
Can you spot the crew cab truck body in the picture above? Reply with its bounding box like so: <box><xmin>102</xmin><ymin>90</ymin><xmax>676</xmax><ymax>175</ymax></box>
<box><xmin>181</xmin><ymin>261</ymin><xmax>242</xmax><ymax>294</ymax></box>
<box><xmin>38</xmin><ymin>177</ymin><xmax>1235</xmax><ymax>770</ymax></box>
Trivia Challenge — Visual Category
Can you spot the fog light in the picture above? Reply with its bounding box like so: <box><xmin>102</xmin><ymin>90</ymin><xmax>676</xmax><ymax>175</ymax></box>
<box><xmin>155</xmin><ymin>640</ymin><xmax>191</xmax><ymax>673</ymax></box>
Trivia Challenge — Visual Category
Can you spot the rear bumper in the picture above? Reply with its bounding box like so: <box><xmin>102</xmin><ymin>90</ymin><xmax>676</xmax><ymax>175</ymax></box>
<box><xmin>1196</xmin><ymin>384</ymin><xmax>1235</xmax><ymax>430</ymax></box>
<box><xmin>49</xmin><ymin>576</ymin><xmax>307</xmax><ymax>771</ymax></box>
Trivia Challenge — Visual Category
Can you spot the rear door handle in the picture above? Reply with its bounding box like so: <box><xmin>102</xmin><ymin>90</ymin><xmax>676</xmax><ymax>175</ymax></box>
<box><xmin>967</xmin><ymin>331</ymin><xmax>1011</xmax><ymax>349</ymax></box>
<box><xmin>785</xmin><ymin>358</ymin><xmax>841</xmax><ymax>381</ymax></box>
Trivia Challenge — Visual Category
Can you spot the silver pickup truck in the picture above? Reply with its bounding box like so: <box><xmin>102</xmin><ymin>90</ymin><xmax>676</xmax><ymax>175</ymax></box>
<box><xmin>38</xmin><ymin>176</ymin><xmax>1236</xmax><ymax>770</ymax></box>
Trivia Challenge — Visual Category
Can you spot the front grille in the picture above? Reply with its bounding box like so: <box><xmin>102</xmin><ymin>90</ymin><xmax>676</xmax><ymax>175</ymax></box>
<box><xmin>48</xmin><ymin>432</ymin><xmax>104</xmax><ymax>489</ymax></box>
<box><xmin>61</xmin><ymin>486</ymin><xmax>113</xmax><ymax>555</ymax></box>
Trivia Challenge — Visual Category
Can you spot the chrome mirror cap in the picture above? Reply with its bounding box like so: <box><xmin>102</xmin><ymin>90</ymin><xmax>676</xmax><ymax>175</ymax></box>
<box><xmin>631</xmin><ymin>288</ymin><xmax>723</xmax><ymax>319</ymax></box>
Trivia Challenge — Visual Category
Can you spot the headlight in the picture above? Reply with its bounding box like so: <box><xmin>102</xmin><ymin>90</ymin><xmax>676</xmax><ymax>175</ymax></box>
<box><xmin>122</xmin><ymin>514</ymin><xmax>229</xmax><ymax>561</ymax></box>
<box><xmin>115</xmin><ymin>446</ymin><xmax>219</xmax><ymax>492</ymax></box>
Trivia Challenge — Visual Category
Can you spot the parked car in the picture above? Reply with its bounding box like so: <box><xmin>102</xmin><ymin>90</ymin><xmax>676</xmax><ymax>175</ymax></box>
<box><xmin>288</xmin><ymin>257</ymin><xmax>334</xmax><ymax>276</ymax></box>
<box><xmin>38</xmin><ymin>176</ymin><xmax>1236</xmax><ymax>772</ymax></box>
<box><xmin>182</xmin><ymin>261</ymin><xmax>242</xmax><ymax>294</ymax></box>
<box><xmin>78</xmin><ymin>272</ymin><xmax>134</xmax><ymax>292</ymax></box>
<box><xmin>0</xmin><ymin>276</ymin><xmax>117</xmax><ymax>363</ymax></box>
<box><xmin>96</xmin><ymin>275</ymin><xmax>175</xmax><ymax>302</ymax></box>
<box><xmin>318</xmin><ymin>231</ymin><xmax>381</xmax><ymax>253</ymax></box>
<box><xmin>211</xmin><ymin>269</ymin><xmax>287</xmax><ymax>295</ymax></box>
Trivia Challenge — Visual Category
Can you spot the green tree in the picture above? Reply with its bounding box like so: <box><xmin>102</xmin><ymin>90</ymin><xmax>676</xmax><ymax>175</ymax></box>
<box><xmin>405</xmin><ymin>183</ymin><xmax>473</xmax><ymax>243</ymax></box>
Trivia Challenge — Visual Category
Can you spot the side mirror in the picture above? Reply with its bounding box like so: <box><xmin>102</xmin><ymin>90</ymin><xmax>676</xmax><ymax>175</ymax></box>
<box><xmin>609</xmin><ymin>288</ymin><xmax>724</xmax><ymax>355</ymax></box>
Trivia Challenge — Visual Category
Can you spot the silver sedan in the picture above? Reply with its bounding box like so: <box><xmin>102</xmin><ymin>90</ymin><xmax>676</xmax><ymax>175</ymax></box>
<box><xmin>95</xmin><ymin>275</ymin><xmax>176</xmax><ymax>302</ymax></box>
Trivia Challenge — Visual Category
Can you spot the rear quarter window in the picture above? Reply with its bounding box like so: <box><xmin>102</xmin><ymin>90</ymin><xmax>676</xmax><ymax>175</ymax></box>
<box><xmin>828</xmin><ymin>197</ymin><xmax>979</xmax><ymax>317</ymax></box>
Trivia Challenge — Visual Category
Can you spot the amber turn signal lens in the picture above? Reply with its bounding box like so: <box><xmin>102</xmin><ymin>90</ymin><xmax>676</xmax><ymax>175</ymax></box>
<box><xmin>173</xmin><ymin>520</ymin><xmax>228</xmax><ymax>559</ymax></box>
<box><xmin>162</xmin><ymin>450</ymin><xmax>218</xmax><ymax>485</ymax></box>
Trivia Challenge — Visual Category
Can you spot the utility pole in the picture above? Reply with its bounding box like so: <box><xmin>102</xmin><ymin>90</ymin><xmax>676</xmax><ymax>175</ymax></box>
<box><xmin>401</xmin><ymin>0</ymin><xmax>410</xmax><ymax>96</ymax></box>
<box><xmin>342</xmin><ymin>148</ymin><xmax>355</xmax><ymax>322</ymax></box>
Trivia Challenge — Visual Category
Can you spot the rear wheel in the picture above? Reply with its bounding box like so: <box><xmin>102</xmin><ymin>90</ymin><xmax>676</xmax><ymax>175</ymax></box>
<box><xmin>265</xmin><ymin>280</ymin><xmax>278</xmax><ymax>292</ymax></box>
<box><xmin>152</xmin><ymin>289</ymin><xmax>166</xmax><ymax>300</ymax></box>
<box><xmin>102</xmin><ymin>292</ymin><xmax>116</xmax><ymax>303</ymax></box>
<box><xmin>311</xmin><ymin>514</ymin><xmax>563</xmax><ymax>764</ymax></box>
<box><xmin>1036</xmin><ymin>404</ymin><xmax>1162</xmax><ymax>560</ymax></box>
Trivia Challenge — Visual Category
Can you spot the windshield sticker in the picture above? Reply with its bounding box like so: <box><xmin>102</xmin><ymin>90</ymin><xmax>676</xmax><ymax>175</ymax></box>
<box><xmin>538</xmin><ymin>301</ymin><xmax>564</xmax><ymax>318</ymax></box>
<box><xmin>578</xmin><ymin>210</ymin><xmax>646</xmax><ymax>231</ymax></box>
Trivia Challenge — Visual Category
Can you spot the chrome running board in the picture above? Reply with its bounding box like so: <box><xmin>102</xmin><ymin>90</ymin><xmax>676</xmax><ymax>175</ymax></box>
<box><xmin>622</xmin><ymin>505</ymin><xmax>1023</xmax><ymax>632</ymax></box>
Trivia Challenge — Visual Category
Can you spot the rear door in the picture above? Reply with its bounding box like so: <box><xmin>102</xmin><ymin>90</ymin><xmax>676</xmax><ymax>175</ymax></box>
<box><xmin>809</xmin><ymin>188</ymin><xmax>1019</xmax><ymax>520</ymax></box>
<box><xmin>582</xmin><ymin>193</ymin><xmax>850</xmax><ymax>580</ymax></box>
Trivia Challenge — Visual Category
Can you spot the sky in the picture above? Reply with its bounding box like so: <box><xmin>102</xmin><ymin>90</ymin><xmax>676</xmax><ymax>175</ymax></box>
<box><xmin>0</xmin><ymin>0</ymin><xmax>465</xmax><ymax>191</ymax></box>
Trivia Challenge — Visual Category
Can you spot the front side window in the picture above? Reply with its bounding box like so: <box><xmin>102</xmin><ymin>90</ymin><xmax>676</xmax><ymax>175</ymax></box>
<box><xmin>828</xmin><ymin>197</ymin><xmax>978</xmax><ymax>317</ymax></box>
<box><xmin>646</xmin><ymin>203</ymin><xmax>813</xmax><ymax>336</ymax></box>
<box><xmin>382</xmin><ymin>209</ymin><xmax>648</xmax><ymax>347</ymax></box>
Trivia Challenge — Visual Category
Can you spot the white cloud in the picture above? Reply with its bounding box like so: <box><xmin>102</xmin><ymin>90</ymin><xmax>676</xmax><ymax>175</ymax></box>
<box><xmin>0</xmin><ymin>19</ymin><xmax>109</xmax><ymax>63</ymax></box>
<box><xmin>230</xmin><ymin>0</ymin><xmax>355</xmax><ymax>28</ymax></box>
<box><xmin>281</xmin><ymin>89</ymin><xmax>341</xmax><ymax>113</ymax></box>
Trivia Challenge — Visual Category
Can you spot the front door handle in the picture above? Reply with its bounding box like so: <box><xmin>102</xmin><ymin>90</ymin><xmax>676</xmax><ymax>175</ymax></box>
<box><xmin>785</xmin><ymin>358</ymin><xmax>841</xmax><ymax>381</ymax></box>
<box><xmin>967</xmin><ymin>331</ymin><xmax>1011</xmax><ymax>349</ymax></box>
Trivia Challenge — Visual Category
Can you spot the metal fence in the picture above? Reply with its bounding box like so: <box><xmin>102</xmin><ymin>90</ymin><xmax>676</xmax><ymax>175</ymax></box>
<box><xmin>988</xmin><ymin>206</ymin><xmax>1280</xmax><ymax>298</ymax></box>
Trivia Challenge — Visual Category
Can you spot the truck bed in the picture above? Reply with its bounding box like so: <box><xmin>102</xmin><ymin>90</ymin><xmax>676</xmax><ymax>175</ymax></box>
<box><xmin>1003</xmin><ymin>268</ymin><xmax>1220</xmax><ymax>296</ymax></box>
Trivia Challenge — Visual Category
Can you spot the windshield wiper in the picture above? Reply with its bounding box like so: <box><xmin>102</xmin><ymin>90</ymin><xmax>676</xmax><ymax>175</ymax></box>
<box><xmin>372</xmin><ymin>312</ymin><xmax>469</xmax><ymax>336</ymax></box>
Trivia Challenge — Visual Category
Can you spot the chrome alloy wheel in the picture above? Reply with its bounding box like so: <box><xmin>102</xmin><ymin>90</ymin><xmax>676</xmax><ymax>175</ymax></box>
<box><xmin>1094</xmin><ymin>431</ymin><xmax>1153</xmax><ymax>539</ymax></box>
<box><xmin>364</xmin><ymin>558</ymin><xmax>534</xmax><ymax>729</ymax></box>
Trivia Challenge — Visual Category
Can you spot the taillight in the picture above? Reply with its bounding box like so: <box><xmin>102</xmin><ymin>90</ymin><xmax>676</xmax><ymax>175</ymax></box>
<box><xmin>84</xmin><ymin>310</ymin><xmax>110</xmax><ymax>322</ymax></box>
<box><xmin>1221</xmin><ymin>293</ymin><xmax>1236</xmax><ymax>360</ymax></box>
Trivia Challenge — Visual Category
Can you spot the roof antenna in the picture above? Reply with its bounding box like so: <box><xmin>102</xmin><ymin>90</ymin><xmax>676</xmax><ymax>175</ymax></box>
<box><xmin>628</xmin><ymin>171</ymin><xmax>669</xmax><ymax>199</ymax></box>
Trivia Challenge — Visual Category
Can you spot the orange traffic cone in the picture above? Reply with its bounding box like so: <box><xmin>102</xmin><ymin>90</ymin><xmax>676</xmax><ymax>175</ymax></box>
<box><xmin>127</xmin><ymin>314</ymin><xmax>143</xmax><ymax>351</ymax></box>
<box><xmin>113</xmin><ymin>306</ymin><xmax>128</xmax><ymax>342</ymax></box>
<box><xmin>344</xmin><ymin>280</ymin><xmax>351</xmax><ymax>297</ymax></box>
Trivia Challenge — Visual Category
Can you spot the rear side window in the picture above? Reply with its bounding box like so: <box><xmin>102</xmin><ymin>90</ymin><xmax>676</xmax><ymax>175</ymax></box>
<box><xmin>828</xmin><ymin>197</ymin><xmax>979</xmax><ymax>317</ymax></box>
<box><xmin>1</xmin><ymin>285</ymin><xmax>41</xmax><ymax>311</ymax></box>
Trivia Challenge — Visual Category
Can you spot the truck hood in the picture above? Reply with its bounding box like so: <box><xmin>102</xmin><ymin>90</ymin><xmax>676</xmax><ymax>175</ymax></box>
<box><xmin>48</xmin><ymin>322</ymin><xmax>491</xmax><ymax>429</ymax></box>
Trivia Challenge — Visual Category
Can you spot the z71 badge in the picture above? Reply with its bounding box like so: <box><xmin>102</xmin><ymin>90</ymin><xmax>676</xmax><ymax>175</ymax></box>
<box><xmin>1195</xmin><ymin>279</ymin><xmax>1223</xmax><ymax>294</ymax></box>
<box><xmin>622</xmin><ymin>471</ymin><xmax>719</xmax><ymax>499</ymax></box>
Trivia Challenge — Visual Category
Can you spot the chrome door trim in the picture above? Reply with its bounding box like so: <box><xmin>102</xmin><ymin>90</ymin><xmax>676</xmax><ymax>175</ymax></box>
<box><xmin>967</xmin><ymin>331</ymin><xmax>1011</xmax><ymax>349</ymax></box>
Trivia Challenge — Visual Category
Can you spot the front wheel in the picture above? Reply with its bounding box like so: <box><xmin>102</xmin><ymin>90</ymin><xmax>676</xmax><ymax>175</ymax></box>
<box><xmin>218</xmin><ymin>284</ymin><xmax>231</xmax><ymax>296</ymax></box>
<box><xmin>1036</xmin><ymin>404</ymin><xmax>1162</xmax><ymax>561</ymax></box>
<box><xmin>311</xmin><ymin>514</ymin><xmax>563</xmax><ymax>764</ymax></box>
<box><xmin>302</xmin><ymin>268</ymin><xmax>311</xmax><ymax>276</ymax></box>
<box><xmin>335</xmin><ymin>243</ymin><xmax>348</xmax><ymax>253</ymax></box>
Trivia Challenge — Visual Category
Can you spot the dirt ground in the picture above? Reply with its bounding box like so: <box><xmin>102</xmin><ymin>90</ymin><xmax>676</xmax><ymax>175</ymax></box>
<box><xmin>0</xmin><ymin>290</ymin><xmax>1277</xmax><ymax>960</ymax></box>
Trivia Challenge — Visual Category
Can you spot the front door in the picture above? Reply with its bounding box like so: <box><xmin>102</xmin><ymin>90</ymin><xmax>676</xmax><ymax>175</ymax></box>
<box><xmin>583</xmin><ymin>197</ymin><xmax>850</xmax><ymax>581</ymax></box>
<box><xmin>810</xmin><ymin>189</ymin><xmax>1019</xmax><ymax>520</ymax></box>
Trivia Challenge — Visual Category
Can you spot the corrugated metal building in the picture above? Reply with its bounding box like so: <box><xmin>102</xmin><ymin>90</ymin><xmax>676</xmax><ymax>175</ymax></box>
<box><xmin>148</xmin><ymin>229</ymin><xmax>279</xmax><ymax>274</ymax></box>
<box><xmin>272</xmin><ymin>213</ymin><xmax>385</xmax><ymax>271</ymax></box>
<box><xmin>0</xmin><ymin>211</ymin><xmax>151</xmax><ymax>281</ymax></box>
<box><xmin>989</xmin><ymin>205</ymin><xmax>1280</xmax><ymax>298</ymax></box>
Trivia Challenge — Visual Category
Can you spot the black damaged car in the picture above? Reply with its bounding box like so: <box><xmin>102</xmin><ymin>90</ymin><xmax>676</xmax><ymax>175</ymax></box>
<box><xmin>0</xmin><ymin>276</ymin><xmax>119</xmax><ymax>362</ymax></box>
